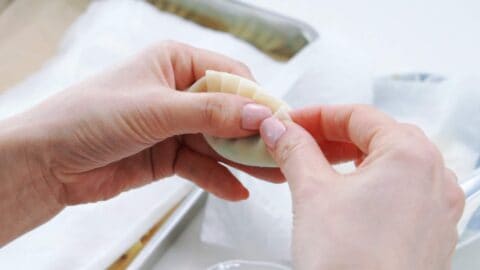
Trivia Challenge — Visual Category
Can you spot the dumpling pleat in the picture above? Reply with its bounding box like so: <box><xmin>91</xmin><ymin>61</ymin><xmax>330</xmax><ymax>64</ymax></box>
<box><xmin>237</xmin><ymin>79</ymin><xmax>258</xmax><ymax>98</ymax></box>
<box><xmin>220</xmin><ymin>73</ymin><xmax>241</xmax><ymax>94</ymax></box>
<box><xmin>253</xmin><ymin>92</ymin><xmax>285</xmax><ymax>112</ymax></box>
<box><xmin>206</xmin><ymin>70</ymin><xmax>222</xmax><ymax>92</ymax></box>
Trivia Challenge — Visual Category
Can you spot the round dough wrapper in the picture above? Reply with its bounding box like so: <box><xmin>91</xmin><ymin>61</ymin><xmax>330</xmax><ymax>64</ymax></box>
<box><xmin>188</xmin><ymin>70</ymin><xmax>291</xmax><ymax>167</ymax></box>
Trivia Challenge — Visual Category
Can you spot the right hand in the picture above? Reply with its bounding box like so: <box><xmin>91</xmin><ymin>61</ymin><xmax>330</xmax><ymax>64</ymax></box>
<box><xmin>259</xmin><ymin>105</ymin><xmax>465</xmax><ymax>270</ymax></box>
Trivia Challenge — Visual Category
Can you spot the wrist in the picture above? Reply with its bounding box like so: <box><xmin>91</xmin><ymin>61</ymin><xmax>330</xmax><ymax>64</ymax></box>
<box><xmin>0</xmin><ymin>115</ymin><xmax>63</xmax><ymax>245</ymax></box>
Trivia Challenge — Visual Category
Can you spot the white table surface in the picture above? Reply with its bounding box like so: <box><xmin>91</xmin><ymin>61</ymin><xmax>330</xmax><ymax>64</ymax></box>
<box><xmin>150</xmin><ymin>1</ymin><xmax>480</xmax><ymax>269</ymax></box>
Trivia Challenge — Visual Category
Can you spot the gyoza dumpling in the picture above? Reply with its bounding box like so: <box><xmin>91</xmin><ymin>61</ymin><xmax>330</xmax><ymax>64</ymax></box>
<box><xmin>188</xmin><ymin>70</ymin><xmax>291</xmax><ymax>167</ymax></box>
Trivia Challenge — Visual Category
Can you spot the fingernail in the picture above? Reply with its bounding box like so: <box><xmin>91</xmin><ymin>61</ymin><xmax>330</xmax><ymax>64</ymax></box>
<box><xmin>260</xmin><ymin>117</ymin><xmax>286</xmax><ymax>148</ymax></box>
<box><xmin>242</xmin><ymin>103</ymin><xmax>272</xmax><ymax>130</ymax></box>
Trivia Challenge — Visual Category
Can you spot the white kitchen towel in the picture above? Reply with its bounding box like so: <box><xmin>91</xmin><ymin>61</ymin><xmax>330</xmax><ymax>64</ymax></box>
<box><xmin>202</xmin><ymin>172</ymin><xmax>293</xmax><ymax>262</ymax></box>
<box><xmin>0</xmin><ymin>178</ymin><xmax>193</xmax><ymax>269</ymax></box>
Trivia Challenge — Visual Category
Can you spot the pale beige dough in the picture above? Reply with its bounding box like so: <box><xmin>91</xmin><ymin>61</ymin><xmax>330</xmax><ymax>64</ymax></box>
<box><xmin>188</xmin><ymin>70</ymin><xmax>291</xmax><ymax>167</ymax></box>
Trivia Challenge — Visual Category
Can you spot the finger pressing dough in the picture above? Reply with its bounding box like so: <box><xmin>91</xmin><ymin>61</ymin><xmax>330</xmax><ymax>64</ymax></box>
<box><xmin>188</xmin><ymin>70</ymin><xmax>291</xmax><ymax>167</ymax></box>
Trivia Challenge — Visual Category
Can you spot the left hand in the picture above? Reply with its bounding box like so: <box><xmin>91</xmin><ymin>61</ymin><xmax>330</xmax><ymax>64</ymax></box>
<box><xmin>0</xmin><ymin>41</ymin><xmax>283</xmax><ymax>244</ymax></box>
<box><xmin>14</xmin><ymin>41</ymin><xmax>288</xmax><ymax>205</ymax></box>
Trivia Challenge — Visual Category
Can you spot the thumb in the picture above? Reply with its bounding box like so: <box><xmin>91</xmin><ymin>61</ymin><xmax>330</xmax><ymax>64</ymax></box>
<box><xmin>259</xmin><ymin>117</ymin><xmax>336</xmax><ymax>191</ymax></box>
<box><xmin>161</xmin><ymin>91</ymin><xmax>272</xmax><ymax>138</ymax></box>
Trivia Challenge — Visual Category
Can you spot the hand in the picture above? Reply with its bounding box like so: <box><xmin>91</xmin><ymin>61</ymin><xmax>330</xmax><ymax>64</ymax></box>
<box><xmin>259</xmin><ymin>105</ymin><xmax>465</xmax><ymax>270</ymax></box>
<box><xmin>0</xmin><ymin>41</ymin><xmax>283</xmax><ymax>245</ymax></box>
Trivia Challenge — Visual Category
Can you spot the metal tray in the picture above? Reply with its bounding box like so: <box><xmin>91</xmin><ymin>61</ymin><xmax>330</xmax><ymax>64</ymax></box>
<box><xmin>128</xmin><ymin>189</ymin><xmax>208</xmax><ymax>269</ymax></box>
<box><xmin>148</xmin><ymin>0</ymin><xmax>318</xmax><ymax>61</ymax></box>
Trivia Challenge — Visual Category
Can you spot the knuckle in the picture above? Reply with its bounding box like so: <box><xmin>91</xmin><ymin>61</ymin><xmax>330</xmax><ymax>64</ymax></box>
<box><xmin>203</xmin><ymin>96</ymin><xmax>228</xmax><ymax>127</ymax></box>
<box><xmin>350</xmin><ymin>104</ymin><xmax>382</xmax><ymax>119</ymax></box>
<box><xmin>154</xmin><ymin>101</ymin><xmax>176</xmax><ymax>136</ymax></box>
<box><xmin>398</xmin><ymin>123</ymin><xmax>427</xmax><ymax>138</ymax></box>
<box><xmin>233</xmin><ymin>60</ymin><xmax>251</xmax><ymax>74</ymax></box>
<box><xmin>390</xmin><ymin>139</ymin><xmax>438</xmax><ymax>167</ymax></box>
<box><xmin>276</xmin><ymin>136</ymin><xmax>306</xmax><ymax>165</ymax></box>
<box><xmin>445</xmin><ymin>168</ymin><xmax>459</xmax><ymax>183</ymax></box>
<box><xmin>418</xmin><ymin>141</ymin><xmax>441</xmax><ymax>162</ymax></box>
<box><xmin>445</xmin><ymin>177</ymin><xmax>465</xmax><ymax>217</ymax></box>
<box><xmin>292</xmin><ymin>177</ymin><xmax>319</xmax><ymax>200</ymax></box>
<box><xmin>352</xmin><ymin>104</ymin><xmax>376</xmax><ymax>113</ymax></box>
<box><xmin>389</xmin><ymin>125</ymin><xmax>441</xmax><ymax>167</ymax></box>
<box><xmin>145</xmin><ymin>40</ymin><xmax>186</xmax><ymax>58</ymax></box>
<box><xmin>350</xmin><ymin>104</ymin><xmax>397</xmax><ymax>126</ymax></box>
<box><xmin>158</xmin><ymin>40</ymin><xmax>182</xmax><ymax>50</ymax></box>
<box><xmin>222</xmin><ymin>59</ymin><xmax>252</xmax><ymax>79</ymax></box>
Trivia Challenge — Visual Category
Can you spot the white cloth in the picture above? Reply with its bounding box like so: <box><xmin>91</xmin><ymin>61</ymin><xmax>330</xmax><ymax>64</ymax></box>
<box><xmin>0</xmin><ymin>179</ymin><xmax>193</xmax><ymax>269</ymax></box>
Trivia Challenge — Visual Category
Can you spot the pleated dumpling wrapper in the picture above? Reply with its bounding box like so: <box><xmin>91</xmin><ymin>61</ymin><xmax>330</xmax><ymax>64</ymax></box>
<box><xmin>188</xmin><ymin>70</ymin><xmax>291</xmax><ymax>168</ymax></box>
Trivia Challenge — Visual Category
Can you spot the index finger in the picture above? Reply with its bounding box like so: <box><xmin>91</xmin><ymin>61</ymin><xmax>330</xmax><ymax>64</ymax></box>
<box><xmin>291</xmin><ymin>105</ymin><xmax>397</xmax><ymax>154</ymax></box>
<box><xmin>153</xmin><ymin>41</ymin><xmax>254</xmax><ymax>90</ymax></box>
